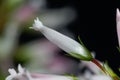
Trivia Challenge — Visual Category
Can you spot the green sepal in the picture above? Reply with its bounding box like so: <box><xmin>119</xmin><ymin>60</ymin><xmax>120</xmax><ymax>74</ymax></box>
<box><xmin>78</xmin><ymin>36</ymin><xmax>85</xmax><ymax>47</ymax></box>
<box><xmin>73</xmin><ymin>36</ymin><xmax>93</xmax><ymax>61</ymax></box>
<box><xmin>69</xmin><ymin>51</ymin><xmax>93</xmax><ymax>61</ymax></box>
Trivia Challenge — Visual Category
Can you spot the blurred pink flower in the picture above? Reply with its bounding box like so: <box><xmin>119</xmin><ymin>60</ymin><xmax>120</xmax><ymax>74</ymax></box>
<box><xmin>14</xmin><ymin>5</ymin><xmax>35</xmax><ymax>23</ymax></box>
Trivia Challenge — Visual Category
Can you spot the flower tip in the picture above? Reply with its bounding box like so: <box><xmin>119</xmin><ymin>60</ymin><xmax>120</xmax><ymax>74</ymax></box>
<box><xmin>29</xmin><ymin>17</ymin><xmax>45</xmax><ymax>31</ymax></box>
<box><xmin>18</xmin><ymin>64</ymin><xmax>24</xmax><ymax>73</ymax></box>
<box><xmin>117</xmin><ymin>8</ymin><xmax>120</xmax><ymax>16</ymax></box>
<box><xmin>34</xmin><ymin>17</ymin><xmax>42</xmax><ymax>25</ymax></box>
<box><xmin>36</xmin><ymin>17</ymin><xmax>40</xmax><ymax>21</ymax></box>
<box><xmin>116</xmin><ymin>8</ymin><xmax>120</xmax><ymax>22</ymax></box>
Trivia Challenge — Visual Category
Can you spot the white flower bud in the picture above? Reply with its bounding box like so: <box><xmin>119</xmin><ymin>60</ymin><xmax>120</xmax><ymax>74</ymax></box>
<box><xmin>30</xmin><ymin>18</ymin><xmax>93</xmax><ymax>61</ymax></box>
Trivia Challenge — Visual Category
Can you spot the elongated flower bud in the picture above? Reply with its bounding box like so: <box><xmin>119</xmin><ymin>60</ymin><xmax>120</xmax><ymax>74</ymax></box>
<box><xmin>117</xmin><ymin>8</ymin><xmax>120</xmax><ymax>46</ymax></box>
<box><xmin>30</xmin><ymin>18</ymin><xmax>93</xmax><ymax>61</ymax></box>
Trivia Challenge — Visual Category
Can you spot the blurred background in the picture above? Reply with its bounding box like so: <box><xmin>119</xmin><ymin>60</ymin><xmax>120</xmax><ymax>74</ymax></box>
<box><xmin>0</xmin><ymin>0</ymin><xmax>120</xmax><ymax>79</ymax></box>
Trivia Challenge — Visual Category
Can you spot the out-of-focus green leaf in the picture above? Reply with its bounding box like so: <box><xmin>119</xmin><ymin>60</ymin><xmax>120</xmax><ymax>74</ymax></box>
<box><xmin>5</xmin><ymin>0</ymin><xmax>23</xmax><ymax>10</ymax></box>
<box><xmin>0</xmin><ymin>69</ymin><xmax>5</xmax><ymax>80</ymax></box>
<box><xmin>13</xmin><ymin>46</ymin><xmax>31</xmax><ymax>65</ymax></box>
<box><xmin>117</xmin><ymin>47</ymin><xmax>120</xmax><ymax>53</ymax></box>
<box><xmin>0</xmin><ymin>0</ymin><xmax>23</xmax><ymax>31</ymax></box>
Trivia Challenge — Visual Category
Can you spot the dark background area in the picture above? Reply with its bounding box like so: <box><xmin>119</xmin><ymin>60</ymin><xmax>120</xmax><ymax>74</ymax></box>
<box><xmin>46</xmin><ymin>0</ymin><xmax>120</xmax><ymax>75</ymax></box>
<box><xmin>19</xmin><ymin>0</ymin><xmax>120</xmax><ymax>75</ymax></box>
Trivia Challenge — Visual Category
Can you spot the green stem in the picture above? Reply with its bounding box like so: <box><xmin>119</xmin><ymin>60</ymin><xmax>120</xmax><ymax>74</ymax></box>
<box><xmin>91</xmin><ymin>58</ymin><xmax>106</xmax><ymax>74</ymax></box>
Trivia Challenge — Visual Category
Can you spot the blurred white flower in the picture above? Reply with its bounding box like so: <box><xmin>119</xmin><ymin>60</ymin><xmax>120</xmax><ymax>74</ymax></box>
<box><xmin>30</xmin><ymin>18</ymin><xmax>93</xmax><ymax>61</ymax></box>
<box><xmin>6</xmin><ymin>64</ymin><xmax>73</xmax><ymax>80</ymax></box>
<box><xmin>6</xmin><ymin>64</ymin><xmax>32</xmax><ymax>80</ymax></box>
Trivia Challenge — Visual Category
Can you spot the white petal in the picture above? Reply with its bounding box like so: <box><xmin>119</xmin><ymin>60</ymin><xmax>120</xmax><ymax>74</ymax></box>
<box><xmin>18</xmin><ymin>64</ymin><xmax>24</xmax><ymax>73</ymax></box>
<box><xmin>26</xmin><ymin>71</ymin><xmax>33</xmax><ymax>80</ymax></box>
<box><xmin>8</xmin><ymin>69</ymin><xmax>17</xmax><ymax>75</ymax></box>
<box><xmin>117</xmin><ymin>8</ymin><xmax>120</xmax><ymax>46</ymax></box>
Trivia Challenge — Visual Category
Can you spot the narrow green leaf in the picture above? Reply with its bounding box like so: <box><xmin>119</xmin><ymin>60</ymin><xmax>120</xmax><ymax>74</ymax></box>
<box><xmin>103</xmin><ymin>61</ymin><xmax>120</xmax><ymax>79</ymax></box>
<box><xmin>78</xmin><ymin>36</ymin><xmax>85</xmax><ymax>46</ymax></box>
<box><xmin>117</xmin><ymin>46</ymin><xmax>120</xmax><ymax>53</ymax></box>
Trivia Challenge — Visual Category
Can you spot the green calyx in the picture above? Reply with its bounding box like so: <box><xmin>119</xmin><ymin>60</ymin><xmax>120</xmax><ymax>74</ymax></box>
<box><xmin>69</xmin><ymin>51</ymin><xmax>93</xmax><ymax>61</ymax></box>
<box><xmin>68</xmin><ymin>36</ymin><xmax>93</xmax><ymax>61</ymax></box>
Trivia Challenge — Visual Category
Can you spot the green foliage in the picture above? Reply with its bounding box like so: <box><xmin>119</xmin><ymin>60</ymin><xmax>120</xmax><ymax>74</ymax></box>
<box><xmin>13</xmin><ymin>47</ymin><xmax>31</xmax><ymax>65</ymax></box>
<box><xmin>0</xmin><ymin>69</ymin><xmax>5</xmax><ymax>80</ymax></box>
